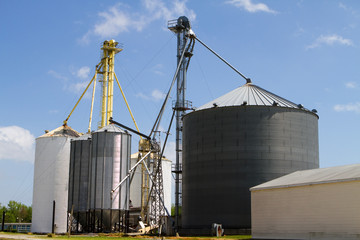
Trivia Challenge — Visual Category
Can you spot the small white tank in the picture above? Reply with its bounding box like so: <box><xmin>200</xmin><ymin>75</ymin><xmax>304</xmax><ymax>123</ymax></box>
<box><xmin>32</xmin><ymin>125</ymin><xmax>80</xmax><ymax>233</ymax></box>
<box><xmin>129</xmin><ymin>153</ymin><xmax>172</xmax><ymax>215</ymax></box>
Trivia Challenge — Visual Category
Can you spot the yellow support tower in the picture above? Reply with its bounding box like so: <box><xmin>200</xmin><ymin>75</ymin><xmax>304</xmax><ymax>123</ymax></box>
<box><xmin>99</xmin><ymin>40</ymin><xmax>122</xmax><ymax>128</ymax></box>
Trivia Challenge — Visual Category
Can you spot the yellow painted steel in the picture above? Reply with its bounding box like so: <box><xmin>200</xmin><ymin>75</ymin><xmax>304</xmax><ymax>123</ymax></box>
<box><xmin>87</xmin><ymin>70</ymin><xmax>97</xmax><ymax>133</ymax></box>
<box><xmin>100</xmin><ymin>52</ymin><xmax>109</xmax><ymax>128</ymax></box>
<box><xmin>114</xmin><ymin>72</ymin><xmax>141</xmax><ymax>135</ymax></box>
<box><xmin>99</xmin><ymin>40</ymin><xmax>122</xmax><ymax>128</ymax></box>
<box><xmin>63</xmin><ymin>73</ymin><xmax>97</xmax><ymax>126</ymax></box>
<box><xmin>107</xmin><ymin>45</ymin><xmax>115</xmax><ymax>124</ymax></box>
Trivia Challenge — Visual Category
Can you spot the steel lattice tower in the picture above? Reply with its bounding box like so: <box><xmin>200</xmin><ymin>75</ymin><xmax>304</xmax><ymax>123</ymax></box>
<box><xmin>168</xmin><ymin>16</ymin><xmax>195</xmax><ymax>231</ymax></box>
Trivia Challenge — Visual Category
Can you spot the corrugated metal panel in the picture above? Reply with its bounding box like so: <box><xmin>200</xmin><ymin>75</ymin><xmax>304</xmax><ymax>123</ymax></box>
<box><xmin>32</xmin><ymin>125</ymin><xmax>79</xmax><ymax>234</ymax></box>
<box><xmin>182</xmin><ymin>105</ymin><xmax>319</xmax><ymax>229</ymax></box>
<box><xmin>89</xmin><ymin>124</ymin><xmax>131</xmax><ymax>210</ymax></box>
<box><xmin>196</xmin><ymin>83</ymin><xmax>307</xmax><ymax>111</ymax></box>
<box><xmin>88</xmin><ymin>124</ymin><xmax>131</xmax><ymax>231</ymax></box>
<box><xmin>251</xmin><ymin>163</ymin><xmax>360</xmax><ymax>191</ymax></box>
<box><xmin>68</xmin><ymin>133</ymin><xmax>91</xmax><ymax>222</ymax></box>
<box><xmin>252</xmin><ymin>180</ymin><xmax>360</xmax><ymax>239</ymax></box>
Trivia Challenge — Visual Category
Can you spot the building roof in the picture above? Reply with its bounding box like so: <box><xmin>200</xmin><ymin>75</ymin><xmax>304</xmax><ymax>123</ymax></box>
<box><xmin>38</xmin><ymin>125</ymin><xmax>81</xmax><ymax>138</ymax></box>
<box><xmin>251</xmin><ymin>163</ymin><xmax>360</xmax><ymax>191</ymax></box>
<box><xmin>196</xmin><ymin>83</ymin><xmax>310</xmax><ymax>111</ymax></box>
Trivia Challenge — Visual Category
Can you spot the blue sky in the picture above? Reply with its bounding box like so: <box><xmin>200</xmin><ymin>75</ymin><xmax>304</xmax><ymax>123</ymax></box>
<box><xmin>1</xmin><ymin>0</ymin><xmax>360</xmax><ymax>206</ymax></box>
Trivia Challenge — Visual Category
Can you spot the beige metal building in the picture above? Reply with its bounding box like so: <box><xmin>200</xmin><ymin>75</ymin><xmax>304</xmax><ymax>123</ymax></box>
<box><xmin>251</xmin><ymin>164</ymin><xmax>360</xmax><ymax>240</ymax></box>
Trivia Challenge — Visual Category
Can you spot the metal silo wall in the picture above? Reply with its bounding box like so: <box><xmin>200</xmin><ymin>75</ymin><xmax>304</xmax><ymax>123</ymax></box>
<box><xmin>32</xmin><ymin>136</ymin><xmax>75</xmax><ymax>233</ymax></box>
<box><xmin>68</xmin><ymin>137</ymin><xmax>91</xmax><ymax>228</ymax></box>
<box><xmin>89</xmin><ymin>129</ymin><xmax>131</xmax><ymax>230</ymax></box>
<box><xmin>182</xmin><ymin>106</ymin><xmax>319</xmax><ymax>229</ymax></box>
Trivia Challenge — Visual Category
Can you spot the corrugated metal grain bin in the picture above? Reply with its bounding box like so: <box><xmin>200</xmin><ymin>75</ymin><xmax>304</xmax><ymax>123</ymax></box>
<box><xmin>68</xmin><ymin>133</ymin><xmax>92</xmax><ymax>230</ymax></box>
<box><xmin>182</xmin><ymin>83</ymin><xmax>319</xmax><ymax>231</ymax></box>
<box><xmin>32</xmin><ymin>125</ymin><xmax>80</xmax><ymax>233</ymax></box>
<box><xmin>89</xmin><ymin>124</ymin><xmax>131</xmax><ymax>231</ymax></box>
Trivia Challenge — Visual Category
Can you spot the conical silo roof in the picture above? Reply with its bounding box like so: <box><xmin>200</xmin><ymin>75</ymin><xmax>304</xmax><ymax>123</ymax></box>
<box><xmin>38</xmin><ymin>125</ymin><xmax>81</xmax><ymax>138</ymax></box>
<box><xmin>95</xmin><ymin>124</ymin><xmax>128</xmax><ymax>133</ymax></box>
<box><xmin>73</xmin><ymin>132</ymin><xmax>91</xmax><ymax>140</ymax></box>
<box><xmin>196</xmin><ymin>83</ymin><xmax>305</xmax><ymax>111</ymax></box>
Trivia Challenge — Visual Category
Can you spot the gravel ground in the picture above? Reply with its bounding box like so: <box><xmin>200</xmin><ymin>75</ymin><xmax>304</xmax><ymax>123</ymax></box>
<box><xmin>0</xmin><ymin>233</ymin><xmax>46</xmax><ymax>240</ymax></box>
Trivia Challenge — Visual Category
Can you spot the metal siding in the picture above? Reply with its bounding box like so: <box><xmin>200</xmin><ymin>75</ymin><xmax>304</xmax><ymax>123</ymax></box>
<box><xmin>32</xmin><ymin>136</ymin><xmax>74</xmax><ymax>233</ymax></box>
<box><xmin>182</xmin><ymin>106</ymin><xmax>319</xmax><ymax>229</ymax></box>
<box><xmin>89</xmin><ymin>127</ymin><xmax>131</xmax><ymax>211</ymax></box>
<box><xmin>252</xmin><ymin>181</ymin><xmax>360</xmax><ymax>239</ymax></box>
<box><xmin>67</xmin><ymin>137</ymin><xmax>91</xmax><ymax>227</ymax></box>
<box><xmin>79</xmin><ymin>139</ymin><xmax>91</xmax><ymax>211</ymax></box>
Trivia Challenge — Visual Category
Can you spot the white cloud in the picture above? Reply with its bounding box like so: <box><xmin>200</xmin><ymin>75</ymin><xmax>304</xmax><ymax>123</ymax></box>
<box><xmin>48</xmin><ymin>70</ymin><xmax>68</xmax><ymax>81</ymax></box>
<box><xmin>81</xmin><ymin>0</ymin><xmax>196</xmax><ymax>42</ymax></box>
<box><xmin>136</xmin><ymin>89</ymin><xmax>166</xmax><ymax>101</ymax></box>
<box><xmin>306</xmin><ymin>34</ymin><xmax>353</xmax><ymax>49</ymax></box>
<box><xmin>136</xmin><ymin>92</ymin><xmax>150</xmax><ymax>100</ymax></box>
<box><xmin>48</xmin><ymin>110</ymin><xmax>59</xmax><ymax>114</ymax></box>
<box><xmin>70</xmin><ymin>82</ymin><xmax>89</xmax><ymax>94</ymax></box>
<box><xmin>151</xmin><ymin>89</ymin><xmax>166</xmax><ymax>101</ymax></box>
<box><xmin>94</xmin><ymin>5</ymin><xmax>134</xmax><ymax>38</ymax></box>
<box><xmin>334</xmin><ymin>102</ymin><xmax>360</xmax><ymax>113</ymax></box>
<box><xmin>76</xmin><ymin>66</ymin><xmax>90</xmax><ymax>79</ymax></box>
<box><xmin>345</xmin><ymin>82</ymin><xmax>357</xmax><ymax>89</ymax></box>
<box><xmin>0</xmin><ymin>126</ymin><xmax>35</xmax><ymax>163</ymax></box>
<box><xmin>339</xmin><ymin>2</ymin><xmax>358</xmax><ymax>16</ymax></box>
<box><xmin>152</xmin><ymin>64</ymin><xmax>165</xmax><ymax>76</ymax></box>
<box><xmin>226</xmin><ymin>0</ymin><xmax>277</xmax><ymax>14</ymax></box>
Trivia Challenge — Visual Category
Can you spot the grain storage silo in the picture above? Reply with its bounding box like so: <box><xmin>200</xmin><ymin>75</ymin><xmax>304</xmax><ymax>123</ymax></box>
<box><xmin>68</xmin><ymin>133</ymin><xmax>92</xmax><ymax>231</ymax></box>
<box><xmin>32</xmin><ymin>125</ymin><xmax>80</xmax><ymax>233</ymax></box>
<box><xmin>89</xmin><ymin>124</ymin><xmax>131</xmax><ymax>232</ymax></box>
<box><xmin>182</xmin><ymin>82</ymin><xmax>319</xmax><ymax>233</ymax></box>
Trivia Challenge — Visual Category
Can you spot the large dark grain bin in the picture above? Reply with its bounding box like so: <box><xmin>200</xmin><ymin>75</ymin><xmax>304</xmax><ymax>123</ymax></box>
<box><xmin>181</xmin><ymin>83</ymin><xmax>319</xmax><ymax>231</ymax></box>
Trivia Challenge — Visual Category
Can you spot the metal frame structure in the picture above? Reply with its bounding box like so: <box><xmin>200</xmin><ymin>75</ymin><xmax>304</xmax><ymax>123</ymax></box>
<box><xmin>168</xmin><ymin>16</ymin><xmax>195</xmax><ymax>231</ymax></box>
<box><xmin>65</xmin><ymin>40</ymin><xmax>144</xmax><ymax>234</ymax></box>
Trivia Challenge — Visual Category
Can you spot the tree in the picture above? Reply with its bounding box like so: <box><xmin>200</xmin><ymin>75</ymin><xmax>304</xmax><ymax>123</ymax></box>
<box><xmin>1</xmin><ymin>201</ymin><xmax>32</xmax><ymax>223</ymax></box>
<box><xmin>0</xmin><ymin>203</ymin><xmax>6</xmax><ymax>221</ymax></box>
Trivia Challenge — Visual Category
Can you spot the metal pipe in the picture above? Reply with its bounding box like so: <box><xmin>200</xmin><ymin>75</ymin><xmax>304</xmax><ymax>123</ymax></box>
<box><xmin>111</xmin><ymin>150</ymin><xmax>152</xmax><ymax>193</ymax></box>
<box><xmin>88</xmin><ymin>70</ymin><xmax>97</xmax><ymax>133</ymax></box>
<box><xmin>145</xmin><ymin>109</ymin><xmax>176</xmax><ymax>217</ymax></box>
<box><xmin>64</xmin><ymin>62</ymin><xmax>103</xmax><ymax>126</ymax></box>
<box><xmin>63</xmin><ymin>73</ymin><xmax>96</xmax><ymax>126</ymax></box>
<box><xmin>149</xmin><ymin>37</ymin><xmax>189</xmax><ymax>137</ymax></box>
<box><xmin>52</xmin><ymin>200</ymin><xmax>56</xmax><ymax>234</ymax></box>
<box><xmin>109</xmin><ymin>118</ymin><xmax>150</xmax><ymax>139</ymax></box>
<box><xmin>114</xmin><ymin>72</ymin><xmax>142</xmax><ymax>136</ymax></box>
<box><xmin>195</xmin><ymin>36</ymin><xmax>251</xmax><ymax>83</ymax></box>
